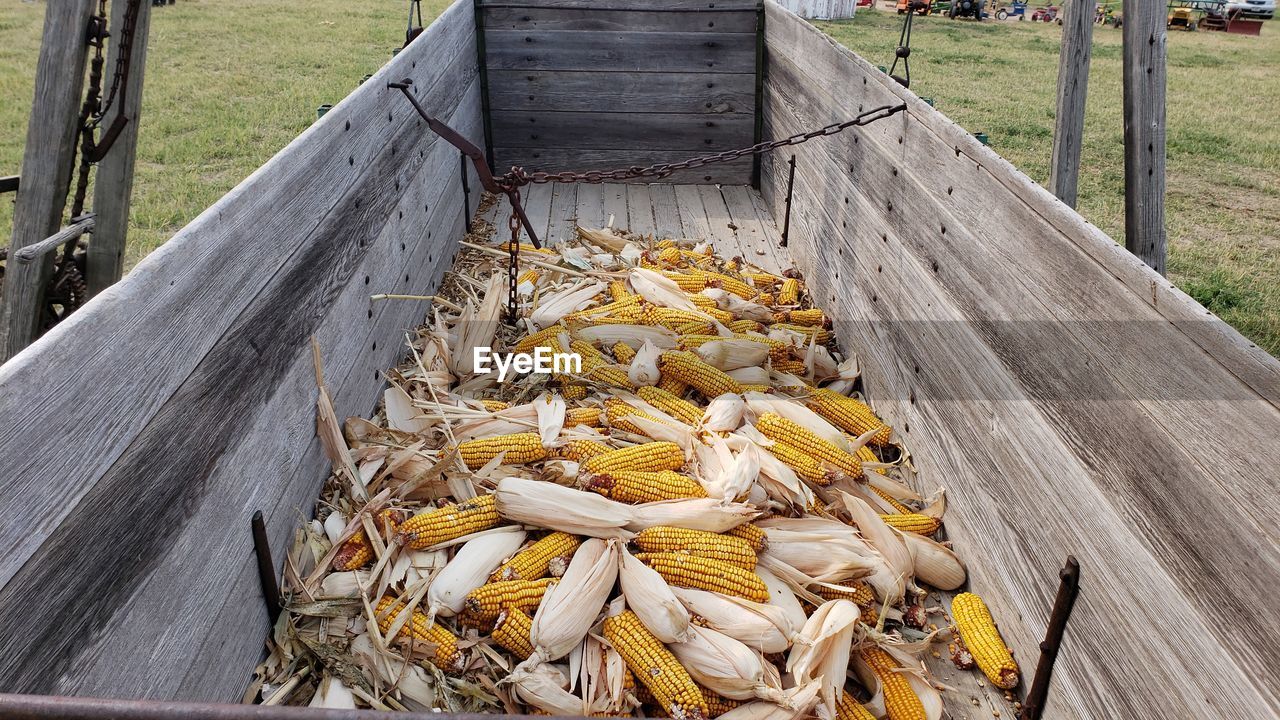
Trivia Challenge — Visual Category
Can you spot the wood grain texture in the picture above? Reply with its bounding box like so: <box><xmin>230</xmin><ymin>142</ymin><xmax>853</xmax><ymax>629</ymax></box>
<box><xmin>1122</xmin><ymin>0</ymin><xmax>1168</xmax><ymax>274</ymax></box>
<box><xmin>478</xmin><ymin>0</ymin><xmax>759</xmax><ymax>10</ymax></box>
<box><xmin>490</xmin><ymin>110</ymin><xmax>755</xmax><ymax>151</ymax></box>
<box><xmin>491</xmin><ymin>147</ymin><xmax>754</xmax><ymax>185</ymax></box>
<box><xmin>485</xmin><ymin>30</ymin><xmax>755</xmax><ymax>73</ymax></box>
<box><xmin>761</xmin><ymin>4</ymin><xmax>1280</xmax><ymax>717</ymax></box>
<box><xmin>625</xmin><ymin>184</ymin><xmax>657</xmax><ymax>236</ymax></box>
<box><xmin>775</xmin><ymin>0</ymin><xmax>858</xmax><ymax>17</ymax></box>
<box><xmin>1048</xmin><ymin>0</ymin><xmax>1094</xmax><ymax>208</ymax></box>
<box><xmin>601</xmin><ymin>183</ymin><xmax>629</xmax><ymax>231</ymax></box>
<box><xmin>86</xmin><ymin>0</ymin><xmax>153</xmax><ymax>297</ymax></box>
<box><xmin>482</xmin><ymin>6</ymin><xmax>757</xmax><ymax>32</ymax></box>
<box><xmin>1</xmin><ymin>0</ymin><xmax>97</xmax><ymax>360</ymax></box>
<box><xmin>650</xmin><ymin>184</ymin><xmax>685</xmax><ymax>239</ymax></box>
<box><xmin>0</xmin><ymin>2</ymin><xmax>481</xmax><ymax>700</ymax></box>
<box><xmin>546</xmin><ymin>181</ymin><xmax>579</xmax><ymax>245</ymax></box>
<box><xmin>486</xmin><ymin>70</ymin><xmax>756</xmax><ymax>114</ymax></box>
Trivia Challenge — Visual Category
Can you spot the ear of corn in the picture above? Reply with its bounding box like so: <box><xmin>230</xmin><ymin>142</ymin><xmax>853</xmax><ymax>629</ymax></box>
<box><xmin>756</xmin><ymin>414</ymin><xmax>862</xmax><ymax>478</ymax></box>
<box><xmin>764</xmin><ymin>440</ymin><xmax>840</xmax><ymax>487</ymax></box>
<box><xmin>492</xmin><ymin>607</ymin><xmax>535</xmax><ymax>659</ymax></box>
<box><xmin>638</xmin><ymin>385</ymin><xmax>705</xmax><ymax>426</ymax></box>
<box><xmin>859</xmin><ymin>648</ymin><xmax>925</xmax><ymax>720</ymax></box>
<box><xmin>457</xmin><ymin>432</ymin><xmax>549</xmax><ymax>470</ymax></box>
<box><xmin>514</xmin><ymin>325</ymin><xmax>565</xmax><ymax>355</ymax></box>
<box><xmin>879</xmin><ymin>513</ymin><xmax>942</xmax><ymax>536</ymax></box>
<box><xmin>398</xmin><ymin>495</ymin><xmax>501</xmax><ymax>549</ymax></box>
<box><xmin>634</xmin><ymin>526</ymin><xmax>758</xmax><ymax>570</ymax></box>
<box><xmin>604</xmin><ymin>610</ymin><xmax>709</xmax><ymax>720</ymax></box>
<box><xmin>585</xmin><ymin>470</ymin><xmax>709</xmax><ymax>504</ymax></box>
<box><xmin>656</xmin><ymin>376</ymin><xmax>689</xmax><ymax>396</ymax></box>
<box><xmin>481</xmin><ymin>399</ymin><xmax>511</xmax><ymax>412</ymax></box>
<box><xmin>606</xmin><ymin>398</ymin><xmax>674</xmax><ymax>436</ymax></box>
<box><xmin>806</xmin><ymin>389</ymin><xmax>892</xmax><ymax>446</ymax></box>
<box><xmin>951</xmin><ymin>593</ymin><xmax>1019</xmax><ymax>689</ymax></box>
<box><xmin>786</xmin><ymin>309</ymin><xmax>826</xmax><ymax>327</ymax></box>
<box><xmin>375</xmin><ymin>596</ymin><xmax>464</xmax><ymax>672</ymax></box>
<box><xmin>556</xmin><ymin>439</ymin><xmax>611</xmax><ymax>463</ymax></box>
<box><xmin>637</xmin><ymin>552</ymin><xmax>769</xmax><ymax>602</ymax></box>
<box><xmin>835</xmin><ymin>689</ymin><xmax>877</xmax><ymax>720</ymax></box>
<box><xmin>492</xmin><ymin>531</ymin><xmax>583</xmax><ymax>582</ymax></box>
<box><xmin>608</xmin><ymin>280</ymin><xmax>634</xmax><ymax>302</ymax></box>
<box><xmin>813</xmin><ymin>582</ymin><xmax>875</xmax><ymax>608</ymax></box>
<box><xmin>774</xmin><ymin>323</ymin><xmax>832</xmax><ymax>344</ymax></box>
<box><xmin>565</xmin><ymin>406</ymin><xmax>603</xmax><ymax>427</ymax></box>
<box><xmin>724</xmin><ymin>523</ymin><xmax>768</xmax><ymax>552</ymax></box>
<box><xmin>462</xmin><ymin>578</ymin><xmax>555</xmax><ymax>626</ymax></box>
<box><xmin>778</xmin><ymin>278</ymin><xmax>801</xmax><ymax>306</ymax></box>
<box><xmin>871</xmin><ymin>486</ymin><xmax>914</xmax><ymax>514</ymax></box>
<box><xmin>581</xmin><ymin>442</ymin><xmax>685</xmax><ymax>475</ymax></box>
<box><xmin>660</xmin><ymin>351</ymin><xmax>743</xmax><ymax>399</ymax></box>
<box><xmin>663</xmin><ymin>272</ymin><xmax>710</xmax><ymax>292</ymax></box>
<box><xmin>613</xmin><ymin>341</ymin><xmax>638</xmax><ymax>364</ymax></box>
<box><xmin>333</xmin><ymin>509</ymin><xmax>402</xmax><ymax>571</ymax></box>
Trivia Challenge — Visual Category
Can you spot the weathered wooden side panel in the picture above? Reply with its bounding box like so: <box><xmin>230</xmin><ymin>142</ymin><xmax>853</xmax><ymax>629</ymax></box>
<box><xmin>479</xmin><ymin>0</ymin><xmax>759</xmax><ymax>184</ymax></box>
<box><xmin>759</xmin><ymin>4</ymin><xmax>1280</xmax><ymax>719</ymax></box>
<box><xmin>0</xmin><ymin>0</ymin><xmax>482</xmax><ymax>702</ymax></box>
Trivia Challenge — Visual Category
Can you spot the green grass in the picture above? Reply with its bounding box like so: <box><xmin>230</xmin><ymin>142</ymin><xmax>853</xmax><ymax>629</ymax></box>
<box><xmin>1</xmin><ymin>3</ymin><xmax>1276</xmax><ymax>354</ymax></box>
<box><xmin>0</xmin><ymin>0</ymin><xmax>449</xmax><ymax>268</ymax></box>
<box><xmin>816</xmin><ymin>10</ymin><xmax>1280</xmax><ymax>355</ymax></box>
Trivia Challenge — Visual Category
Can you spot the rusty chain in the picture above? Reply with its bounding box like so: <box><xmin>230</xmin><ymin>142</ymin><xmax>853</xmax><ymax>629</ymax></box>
<box><xmin>507</xmin><ymin>189</ymin><xmax>522</xmax><ymax>322</ymax></box>
<box><xmin>496</xmin><ymin>103</ymin><xmax>906</xmax><ymax>190</ymax></box>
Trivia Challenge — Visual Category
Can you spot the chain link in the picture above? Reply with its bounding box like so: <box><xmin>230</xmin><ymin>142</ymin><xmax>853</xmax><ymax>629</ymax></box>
<box><xmin>495</xmin><ymin>103</ymin><xmax>906</xmax><ymax>190</ymax></box>
<box><xmin>507</xmin><ymin>189</ymin><xmax>522</xmax><ymax>323</ymax></box>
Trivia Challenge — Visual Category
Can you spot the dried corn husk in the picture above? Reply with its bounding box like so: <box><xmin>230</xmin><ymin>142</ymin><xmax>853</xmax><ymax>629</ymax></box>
<box><xmin>837</xmin><ymin>492</ymin><xmax>912</xmax><ymax>604</ymax></box>
<box><xmin>786</xmin><ymin>600</ymin><xmax>863</xmax><ymax>716</ymax></box>
<box><xmin>495</xmin><ymin>476</ymin><xmax>634</xmax><ymax>538</ymax></box>
<box><xmin>630</xmin><ymin>268</ymin><xmax>697</xmax><ymax>310</ymax></box>
<box><xmin>758</xmin><ymin>517</ymin><xmax>880</xmax><ymax>585</ymax></box>
<box><xmin>427</xmin><ymin>527</ymin><xmax>527</xmax><ymax>616</ymax></box>
<box><xmin>619</xmin><ymin>546</ymin><xmax>690</xmax><ymax>643</ymax></box>
<box><xmin>670</xmin><ymin>587</ymin><xmax>795</xmax><ymax>653</ymax></box>
<box><xmin>530</xmin><ymin>539</ymin><xmax>619</xmax><ymax>660</ymax></box>
<box><xmin>694</xmin><ymin>339</ymin><xmax>771</xmax><ymax>370</ymax></box>
<box><xmin>454</xmin><ymin>274</ymin><xmax>505</xmax><ymax>376</ymax></box>
<box><xmin>903</xmin><ymin>532</ymin><xmax>966</xmax><ymax>590</ymax></box>
<box><xmin>716</xmin><ymin>681</ymin><xmax>822</xmax><ymax>720</ymax></box>
<box><xmin>753</xmin><ymin>566</ymin><xmax>808</xmax><ymax>632</ymax></box>
<box><xmin>628</xmin><ymin>339</ymin><xmax>662</xmax><ymax>387</ymax></box>
<box><xmin>531</xmin><ymin>280</ymin><xmax>606</xmax><ymax>329</ymax></box>
<box><xmin>351</xmin><ymin>633</ymin><xmax>438</xmax><ymax>710</ymax></box>
<box><xmin>626</xmin><ymin>497</ymin><xmax>758</xmax><ymax>533</ymax></box>
<box><xmin>701</xmin><ymin>393</ymin><xmax>746</xmax><ymax>432</ymax></box>
<box><xmin>573</xmin><ymin>323</ymin><xmax>679</xmax><ymax>349</ymax></box>
<box><xmin>534</xmin><ymin>392</ymin><xmax>566</xmax><ymax>447</ymax></box>
<box><xmin>670</xmin><ymin>624</ymin><xmax>786</xmax><ymax>704</ymax></box>
<box><xmin>508</xmin><ymin>662</ymin><xmax>583</xmax><ymax>715</ymax></box>
<box><xmin>308</xmin><ymin>675</ymin><xmax>357</xmax><ymax>709</ymax></box>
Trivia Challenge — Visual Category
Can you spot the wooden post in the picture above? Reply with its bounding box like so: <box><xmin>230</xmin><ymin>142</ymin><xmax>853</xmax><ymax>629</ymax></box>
<box><xmin>2</xmin><ymin>0</ymin><xmax>97</xmax><ymax>362</ymax></box>
<box><xmin>1122</xmin><ymin>0</ymin><xmax>1167</xmax><ymax>274</ymax></box>
<box><xmin>1048</xmin><ymin>0</ymin><xmax>1096</xmax><ymax>209</ymax></box>
<box><xmin>87</xmin><ymin>0</ymin><xmax>153</xmax><ymax>297</ymax></box>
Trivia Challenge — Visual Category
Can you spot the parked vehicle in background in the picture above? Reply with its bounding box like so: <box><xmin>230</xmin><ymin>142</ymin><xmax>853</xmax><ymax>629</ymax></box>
<box><xmin>950</xmin><ymin>0</ymin><xmax>986</xmax><ymax>18</ymax></box>
<box><xmin>897</xmin><ymin>0</ymin><xmax>934</xmax><ymax>13</ymax></box>
<box><xmin>1225</xmin><ymin>0</ymin><xmax>1275</xmax><ymax>18</ymax></box>
<box><xmin>1031</xmin><ymin>5</ymin><xmax>1060</xmax><ymax>20</ymax></box>
<box><xmin>996</xmin><ymin>1</ymin><xmax>1028</xmax><ymax>18</ymax></box>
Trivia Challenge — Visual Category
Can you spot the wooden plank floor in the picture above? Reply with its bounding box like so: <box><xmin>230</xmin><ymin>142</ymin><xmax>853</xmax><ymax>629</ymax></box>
<box><xmin>487</xmin><ymin>182</ymin><xmax>789</xmax><ymax>273</ymax></box>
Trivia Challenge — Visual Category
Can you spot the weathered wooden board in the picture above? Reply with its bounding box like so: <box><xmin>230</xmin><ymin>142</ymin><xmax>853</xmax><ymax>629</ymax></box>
<box><xmin>487</xmin><ymin>70</ymin><xmax>755</xmax><ymax>115</ymax></box>
<box><xmin>482</xmin><ymin>6</ymin><xmax>757</xmax><ymax>32</ymax></box>
<box><xmin>478</xmin><ymin>0</ymin><xmax>759</xmax><ymax>10</ymax></box>
<box><xmin>491</xmin><ymin>111</ymin><xmax>755</xmax><ymax>151</ymax></box>
<box><xmin>625</xmin><ymin>184</ymin><xmax>657</xmax><ymax>236</ymax></box>
<box><xmin>601</xmin><ymin>183</ymin><xmax>629</xmax><ymax>231</ymax></box>
<box><xmin>650</xmin><ymin>184</ymin><xmax>686</xmax><ymax>239</ymax></box>
<box><xmin>0</xmin><ymin>1</ymin><xmax>482</xmax><ymax>701</ymax></box>
<box><xmin>491</xmin><ymin>147</ymin><xmax>754</xmax><ymax>185</ymax></box>
<box><xmin>760</xmin><ymin>4</ymin><xmax>1280</xmax><ymax>718</ymax></box>
<box><xmin>485</xmin><ymin>30</ymin><xmax>755</xmax><ymax>73</ymax></box>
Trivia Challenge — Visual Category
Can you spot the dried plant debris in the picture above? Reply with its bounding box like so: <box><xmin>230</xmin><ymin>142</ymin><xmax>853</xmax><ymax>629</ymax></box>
<box><xmin>250</xmin><ymin>203</ymin><xmax>1016</xmax><ymax>718</ymax></box>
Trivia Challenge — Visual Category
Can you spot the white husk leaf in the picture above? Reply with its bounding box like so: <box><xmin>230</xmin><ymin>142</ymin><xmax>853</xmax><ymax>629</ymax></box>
<box><xmin>534</xmin><ymin>392</ymin><xmax>567</xmax><ymax>447</ymax></box>
<box><xmin>670</xmin><ymin>587</ymin><xmax>795</xmax><ymax>653</ymax></box>
<box><xmin>574</xmin><ymin>323</ymin><xmax>680</xmax><ymax>349</ymax></box>
<box><xmin>716</xmin><ymin>681</ymin><xmax>823</xmax><ymax>720</ymax></box>
<box><xmin>626</xmin><ymin>497</ymin><xmax>758</xmax><ymax>532</ymax></box>
<box><xmin>753</xmin><ymin>566</ymin><xmax>808</xmax><ymax>632</ymax></box>
<box><xmin>785</xmin><ymin>599</ymin><xmax>863</xmax><ymax>716</ymax></box>
<box><xmin>630</xmin><ymin>267</ymin><xmax>697</xmax><ymax>310</ymax></box>
<box><xmin>427</xmin><ymin>528</ymin><xmax>527</xmax><ymax>615</ymax></box>
<box><xmin>319</xmin><ymin>571</ymin><xmax>369</xmax><ymax>599</ymax></box>
<box><xmin>531</xmin><ymin>539</ymin><xmax>620</xmax><ymax>660</ymax></box>
<box><xmin>531</xmin><ymin>280</ymin><xmax>607</xmax><ymax>329</ymax></box>
<box><xmin>323</xmin><ymin>511</ymin><xmax>347</xmax><ymax>546</ymax></box>
<box><xmin>694</xmin><ymin>339</ymin><xmax>771</xmax><ymax>370</ymax></box>
<box><xmin>903</xmin><ymin>532</ymin><xmax>966</xmax><ymax>590</ymax></box>
<box><xmin>308</xmin><ymin>674</ymin><xmax>357</xmax><ymax>709</ymax></box>
<box><xmin>508</xmin><ymin>661</ymin><xmax>583</xmax><ymax>715</ymax></box>
<box><xmin>628</xmin><ymin>339</ymin><xmax>663</xmax><ymax>386</ymax></box>
<box><xmin>619</xmin><ymin>546</ymin><xmax>691</xmax><ymax>643</ymax></box>
<box><xmin>496</xmin><ymin>476</ymin><xmax>634</xmax><ymax>537</ymax></box>
<box><xmin>577</xmin><ymin>226</ymin><xmax>628</xmax><ymax>252</ymax></box>
<box><xmin>454</xmin><ymin>274</ymin><xmax>506</xmax><ymax>376</ymax></box>
<box><xmin>726</xmin><ymin>366</ymin><xmax>772</xmax><ymax>387</ymax></box>
<box><xmin>758</xmin><ymin>517</ymin><xmax>881</xmax><ymax>585</ymax></box>
<box><xmin>351</xmin><ymin>633</ymin><xmax>438</xmax><ymax>710</ymax></box>
<box><xmin>701</xmin><ymin>393</ymin><xmax>746</xmax><ymax>432</ymax></box>
<box><xmin>669</xmin><ymin>625</ymin><xmax>785</xmax><ymax>703</ymax></box>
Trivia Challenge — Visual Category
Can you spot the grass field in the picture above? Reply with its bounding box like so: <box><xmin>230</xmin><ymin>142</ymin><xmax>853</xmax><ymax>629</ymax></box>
<box><xmin>1</xmin><ymin>2</ymin><xmax>1276</xmax><ymax>353</ymax></box>
<box><xmin>817</xmin><ymin>9</ymin><xmax>1280</xmax><ymax>353</ymax></box>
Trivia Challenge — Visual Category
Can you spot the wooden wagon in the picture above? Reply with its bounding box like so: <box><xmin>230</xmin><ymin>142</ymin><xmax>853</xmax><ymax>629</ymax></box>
<box><xmin>1</xmin><ymin>1</ymin><xmax>1277</xmax><ymax>718</ymax></box>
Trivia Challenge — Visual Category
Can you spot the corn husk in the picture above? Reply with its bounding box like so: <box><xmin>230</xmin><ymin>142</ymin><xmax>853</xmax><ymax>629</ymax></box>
<box><xmin>619</xmin><ymin>546</ymin><xmax>691</xmax><ymax>643</ymax></box>
<box><xmin>837</xmin><ymin>492</ymin><xmax>912</xmax><ymax>604</ymax></box>
<box><xmin>716</xmin><ymin>681</ymin><xmax>822</xmax><ymax>720</ymax></box>
<box><xmin>495</xmin><ymin>476</ymin><xmax>634</xmax><ymax>538</ymax></box>
<box><xmin>694</xmin><ymin>339</ymin><xmax>771</xmax><ymax>371</ymax></box>
<box><xmin>583</xmin><ymin>634</ymin><xmax>635</xmax><ymax>714</ymax></box>
<box><xmin>508</xmin><ymin>661</ymin><xmax>583</xmax><ymax>715</ymax></box>
<box><xmin>758</xmin><ymin>517</ymin><xmax>880</xmax><ymax>585</ymax></box>
<box><xmin>903</xmin><ymin>532</ymin><xmax>966</xmax><ymax>590</ymax></box>
<box><xmin>693</xmin><ymin>437</ymin><xmax>758</xmax><ymax>501</ymax></box>
<box><xmin>753</xmin><ymin>565</ymin><xmax>808</xmax><ymax>632</ymax></box>
<box><xmin>531</xmin><ymin>280</ymin><xmax>606</xmax><ymax>329</ymax></box>
<box><xmin>577</xmin><ymin>226</ymin><xmax>628</xmax><ymax>252</ymax></box>
<box><xmin>629</xmin><ymin>268</ymin><xmax>697</xmax><ymax>310</ymax></box>
<box><xmin>727</xmin><ymin>366</ymin><xmax>772</xmax><ymax>387</ymax></box>
<box><xmin>670</xmin><ymin>587</ymin><xmax>795</xmax><ymax>653</ymax></box>
<box><xmin>628</xmin><ymin>339</ymin><xmax>662</xmax><ymax>387</ymax></box>
<box><xmin>573</xmin><ymin>323</ymin><xmax>679</xmax><ymax>349</ymax></box>
<box><xmin>670</xmin><ymin>624</ymin><xmax>786</xmax><ymax>704</ymax></box>
<box><xmin>821</xmin><ymin>355</ymin><xmax>861</xmax><ymax>395</ymax></box>
<box><xmin>319</xmin><ymin>571</ymin><xmax>370</xmax><ymax>599</ymax></box>
<box><xmin>453</xmin><ymin>274</ymin><xmax>506</xmax><ymax>376</ymax></box>
<box><xmin>700</xmin><ymin>393</ymin><xmax>746</xmax><ymax>432</ymax></box>
<box><xmin>743</xmin><ymin>392</ymin><xmax>852</xmax><ymax>452</ymax></box>
<box><xmin>853</xmin><ymin>644</ymin><xmax>944</xmax><ymax>720</ymax></box>
<box><xmin>626</xmin><ymin>497</ymin><xmax>758</xmax><ymax>533</ymax></box>
<box><xmin>786</xmin><ymin>599</ymin><xmax>863</xmax><ymax>716</ymax></box>
<box><xmin>427</xmin><ymin>527</ymin><xmax>527</xmax><ymax>616</ymax></box>
<box><xmin>700</xmin><ymin>288</ymin><xmax>775</xmax><ymax>323</ymax></box>
<box><xmin>308</xmin><ymin>674</ymin><xmax>357</xmax><ymax>709</ymax></box>
<box><xmin>351</xmin><ymin>633</ymin><xmax>438</xmax><ymax>710</ymax></box>
<box><xmin>385</xmin><ymin>384</ymin><xmax>433</xmax><ymax>433</ymax></box>
<box><xmin>534</xmin><ymin>392</ymin><xmax>567</xmax><ymax>447</ymax></box>
<box><xmin>531</xmin><ymin>539</ymin><xmax>619</xmax><ymax>660</ymax></box>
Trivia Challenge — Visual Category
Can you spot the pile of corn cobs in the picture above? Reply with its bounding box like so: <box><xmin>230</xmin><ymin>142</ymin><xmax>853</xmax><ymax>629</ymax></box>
<box><xmin>250</xmin><ymin>220</ymin><xmax>1020</xmax><ymax>720</ymax></box>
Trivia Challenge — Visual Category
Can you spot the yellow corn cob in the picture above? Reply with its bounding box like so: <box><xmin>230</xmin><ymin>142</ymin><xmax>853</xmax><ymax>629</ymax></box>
<box><xmin>726</xmin><ymin>319</ymin><xmax>763</xmax><ymax>334</ymax></box>
<box><xmin>658</xmin><ymin>246</ymin><xmax>684</xmax><ymax>266</ymax></box>
<box><xmin>559</xmin><ymin>381</ymin><xmax>587</xmax><ymax>400</ymax></box>
<box><xmin>659</xmin><ymin>351</ymin><xmax>742</xmax><ymax>399</ymax></box>
<box><xmin>765</xmin><ymin>440</ymin><xmax>840</xmax><ymax>486</ymax></box>
<box><xmin>688</xmin><ymin>269</ymin><xmax>756</xmax><ymax>299</ymax></box>
<box><xmin>613</xmin><ymin>341</ymin><xmax>638</xmax><ymax>364</ymax></box>
<box><xmin>492</xmin><ymin>531</ymin><xmax>583</xmax><ymax>581</ymax></box>
<box><xmin>860</xmin><ymin>648</ymin><xmax>925</xmax><ymax>720</ymax></box>
<box><xmin>745</xmin><ymin>272</ymin><xmax>781</xmax><ymax>288</ymax></box>
<box><xmin>740</xmin><ymin>384</ymin><xmax>772</xmax><ymax>393</ymax></box>
<box><xmin>724</xmin><ymin>523</ymin><xmax>768</xmax><ymax>552</ymax></box>
<box><xmin>398</xmin><ymin>494</ymin><xmax>500</xmax><ymax>549</ymax></box>
<box><xmin>656</xmin><ymin>376</ymin><xmax>689</xmax><ymax>396</ymax></box>
<box><xmin>787</xmin><ymin>309</ymin><xmax>824</xmax><ymax>327</ymax></box>
<box><xmin>814</xmin><ymin>582</ymin><xmax>875</xmax><ymax>607</ymax></box>
<box><xmin>605</xmin><ymin>398</ymin><xmax>673</xmax><ymax>436</ymax></box>
<box><xmin>565</xmin><ymin>406</ymin><xmax>603</xmax><ymax>428</ymax></box>
<box><xmin>689</xmin><ymin>294</ymin><xmax>719</xmax><ymax>311</ymax></box>
<box><xmin>480</xmin><ymin>399</ymin><xmax>511</xmax><ymax>412</ymax></box>
<box><xmin>806</xmin><ymin>389</ymin><xmax>892</xmax><ymax>446</ymax></box>
<box><xmin>770</xmin><ymin>358</ymin><xmax>810</xmax><ymax>376</ymax></box>
<box><xmin>775</xmin><ymin>323</ymin><xmax>832</xmax><ymax>344</ymax></box>
<box><xmin>871</xmin><ymin>486</ymin><xmax>913</xmax><ymax>514</ymax></box>
<box><xmin>657</xmin><ymin>239</ymin><xmax>677</xmax><ymax>249</ymax></box>
<box><xmin>513</xmin><ymin>324</ymin><xmax>564</xmax><ymax>355</ymax></box>
<box><xmin>755</xmin><ymin>292</ymin><xmax>774</xmax><ymax>306</ymax></box>
<box><xmin>374</xmin><ymin>596</ymin><xmax>464</xmax><ymax>671</ymax></box>
<box><xmin>583</xmin><ymin>470</ymin><xmax>708</xmax><ymax>504</ymax></box>
<box><xmin>663</xmin><ymin>272</ymin><xmax>709</xmax><ymax>292</ymax></box>
<box><xmin>642</xmin><ymin>306</ymin><xmax>715</xmax><ymax>336</ymax></box>
<box><xmin>604</xmin><ymin>610</ymin><xmax>709</xmax><ymax>720</ymax></box>
<box><xmin>332</xmin><ymin>509</ymin><xmax>403</xmax><ymax>571</ymax></box>
<box><xmin>568</xmin><ymin>296</ymin><xmax>643</xmax><ymax>323</ymax></box>
<box><xmin>499</xmin><ymin>241</ymin><xmax>555</xmax><ymax>255</ymax></box>
<box><xmin>704</xmin><ymin>690</ymin><xmax>743</xmax><ymax>718</ymax></box>
<box><xmin>835</xmin><ymin>690</ymin><xmax>877</xmax><ymax>720</ymax></box>
<box><xmin>556</xmin><ymin>439</ymin><xmax>612</xmax><ymax>463</ymax></box>
<box><xmin>634</xmin><ymin>526</ymin><xmax>757</xmax><ymax>570</ymax></box>
<box><xmin>879</xmin><ymin>513</ymin><xmax>941</xmax><ymax>536</ymax></box>
<box><xmin>952</xmin><ymin>593</ymin><xmax>1019</xmax><ymax>689</ymax></box>
<box><xmin>571</xmin><ymin>339</ymin><xmax>636</xmax><ymax>390</ymax></box>
<box><xmin>492</xmin><ymin>607</ymin><xmax>535</xmax><ymax>659</ymax></box>
<box><xmin>581</xmin><ymin>441</ymin><xmax>685</xmax><ymax>475</ymax></box>
<box><xmin>457</xmin><ymin>432</ymin><xmax>549</xmax><ymax>470</ymax></box>
<box><xmin>678</xmin><ymin>334</ymin><xmax>788</xmax><ymax>360</ymax></box>
<box><xmin>609</xmin><ymin>280</ymin><xmax>634</xmax><ymax>302</ymax></box>
<box><xmin>637</xmin><ymin>386</ymin><xmax>704</xmax><ymax>426</ymax></box>
<box><xmin>778</xmin><ymin>278</ymin><xmax>801</xmax><ymax>305</ymax></box>
<box><xmin>517</xmin><ymin>269</ymin><xmax>540</xmax><ymax>286</ymax></box>
<box><xmin>462</xmin><ymin>578</ymin><xmax>555</xmax><ymax>626</ymax></box>
<box><xmin>756</xmin><ymin>413</ymin><xmax>862</xmax><ymax>478</ymax></box>
<box><xmin>849</xmin><ymin>441</ymin><xmax>887</xmax><ymax>476</ymax></box>
<box><xmin>636</xmin><ymin>552</ymin><xmax>770</xmax><ymax>602</ymax></box>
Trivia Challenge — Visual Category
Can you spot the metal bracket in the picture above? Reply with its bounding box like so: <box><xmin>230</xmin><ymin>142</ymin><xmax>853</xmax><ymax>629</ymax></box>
<box><xmin>1019</xmin><ymin>556</ymin><xmax>1081</xmax><ymax>720</ymax></box>
<box><xmin>251</xmin><ymin>511</ymin><xmax>282</xmax><ymax>626</ymax></box>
